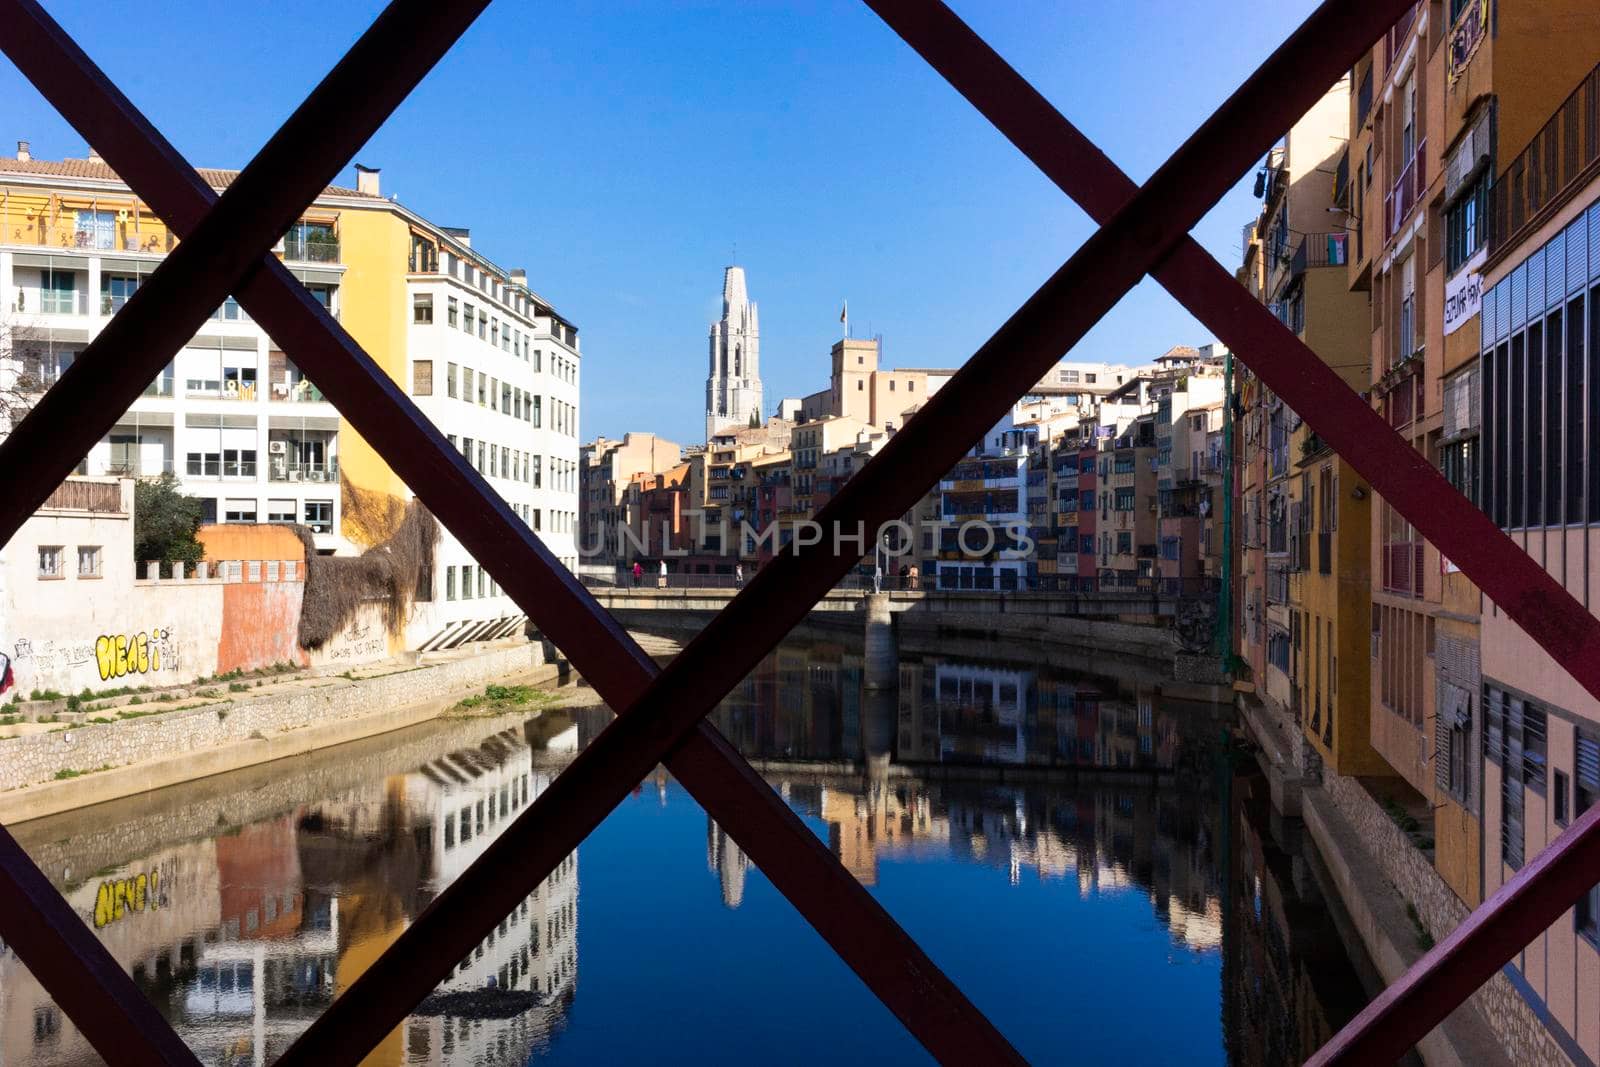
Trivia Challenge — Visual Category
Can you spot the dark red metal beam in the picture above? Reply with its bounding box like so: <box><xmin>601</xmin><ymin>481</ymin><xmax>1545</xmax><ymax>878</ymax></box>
<box><xmin>863</xmin><ymin>3</ymin><xmax>1600</xmax><ymax>1059</ymax></box>
<box><xmin>862</xmin><ymin>0</ymin><xmax>1600</xmax><ymax>706</ymax></box>
<box><xmin>0</xmin><ymin>828</ymin><xmax>198</xmax><ymax>1066</ymax></box>
<box><xmin>0</xmin><ymin>2</ymin><xmax>490</xmax><ymax>1063</ymax></box>
<box><xmin>1306</xmin><ymin>799</ymin><xmax>1600</xmax><ymax>1065</ymax></box>
<box><xmin>281</xmin><ymin>0</ymin><xmax>1415</xmax><ymax>1057</ymax></box>
<box><xmin>3</xmin><ymin>4</ymin><xmax>1022</xmax><ymax>1062</ymax></box>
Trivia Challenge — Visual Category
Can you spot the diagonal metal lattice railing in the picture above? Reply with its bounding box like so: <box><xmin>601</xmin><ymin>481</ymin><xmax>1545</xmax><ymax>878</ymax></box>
<box><xmin>1</xmin><ymin>0</ymin><xmax>1598</xmax><ymax>1064</ymax></box>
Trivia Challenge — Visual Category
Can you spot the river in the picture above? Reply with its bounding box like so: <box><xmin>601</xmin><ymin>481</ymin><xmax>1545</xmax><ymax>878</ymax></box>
<box><xmin>0</xmin><ymin>635</ymin><xmax>1378</xmax><ymax>1065</ymax></box>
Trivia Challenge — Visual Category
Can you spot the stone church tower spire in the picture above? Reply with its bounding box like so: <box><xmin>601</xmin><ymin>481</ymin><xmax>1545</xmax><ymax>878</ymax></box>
<box><xmin>705</xmin><ymin>265</ymin><xmax>763</xmax><ymax>440</ymax></box>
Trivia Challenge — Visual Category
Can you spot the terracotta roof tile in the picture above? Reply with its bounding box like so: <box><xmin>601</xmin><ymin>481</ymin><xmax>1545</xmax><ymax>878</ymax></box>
<box><xmin>0</xmin><ymin>156</ymin><xmax>375</xmax><ymax>199</ymax></box>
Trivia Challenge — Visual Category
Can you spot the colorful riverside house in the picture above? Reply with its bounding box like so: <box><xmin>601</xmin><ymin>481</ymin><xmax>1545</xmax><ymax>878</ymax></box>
<box><xmin>1474</xmin><ymin>40</ymin><xmax>1600</xmax><ymax>1058</ymax></box>
<box><xmin>0</xmin><ymin>152</ymin><xmax>582</xmax><ymax>653</ymax></box>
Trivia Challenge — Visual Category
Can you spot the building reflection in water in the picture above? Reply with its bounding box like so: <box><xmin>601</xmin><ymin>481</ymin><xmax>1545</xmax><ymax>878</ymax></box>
<box><xmin>0</xmin><ymin>715</ymin><xmax>582</xmax><ymax>1067</ymax></box>
<box><xmin>705</xmin><ymin>644</ymin><xmax>1370</xmax><ymax>1062</ymax></box>
<box><xmin>2</xmin><ymin>642</ymin><xmax>1375</xmax><ymax>1065</ymax></box>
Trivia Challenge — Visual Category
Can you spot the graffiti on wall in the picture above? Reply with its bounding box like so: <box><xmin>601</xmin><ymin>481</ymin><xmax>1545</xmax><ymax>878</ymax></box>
<box><xmin>92</xmin><ymin>864</ymin><xmax>169</xmax><ymax>929</ymax></box>
<box><xmin>94</xmin><ymin>628</ymin><xmax>178</xmax><ymax>681</ymax></box>
<box><xmin>11</xmin><ymin>637</ymin><xmax>96</xmax><ymax>677</ymax></box>
<box><xmin>323</xmin><ymin>617</ymin><xmax>384</xmax><ymax>662</ymax></box>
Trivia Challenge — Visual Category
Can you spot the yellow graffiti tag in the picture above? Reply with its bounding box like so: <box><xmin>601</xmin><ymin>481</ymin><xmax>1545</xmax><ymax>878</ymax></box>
<box><xmin>94</xmin><ymin>629</ymin><xmax>165</xmax><ymax>681</ymax></box>
<box><xmin>93</xmin><ymin>869</ymin><xmax>161</xmax><ymax>929</ymax></box>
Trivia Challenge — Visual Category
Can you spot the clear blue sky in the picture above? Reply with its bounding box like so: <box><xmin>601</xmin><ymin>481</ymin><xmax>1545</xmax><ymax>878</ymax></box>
<box><xmin>5</xmin><ymin>0</ymin><xmax>1317</xmax><ymax>444</ymax></box>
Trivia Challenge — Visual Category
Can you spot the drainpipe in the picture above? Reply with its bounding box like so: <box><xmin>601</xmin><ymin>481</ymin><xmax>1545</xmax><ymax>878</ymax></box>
<box><xmin>1218</xmin><ymin>349</ymin><xmax>1235</xmax><ymax>669</ymax></box>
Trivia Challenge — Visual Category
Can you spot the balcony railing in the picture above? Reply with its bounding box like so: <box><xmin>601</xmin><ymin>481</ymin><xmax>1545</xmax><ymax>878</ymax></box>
<box><xmin>1488</xmin><ymin>59</ymin><xmax>1600</xmax><ymax>257</ymax></box>
<box><xmin>141</xmin><ymin>375</ymin><xmax>174</xmax><ymax>398</ymax></box>
<box><xmin>1386</xmin><ymin>3</ymin><xmax>1418</xmax><ymax>66</ymax></box>
<box><xmin>268</xmin><ymin>457</ymin><xmax>339</xmax><ymax>483</ymax></box>
<box><xmin>269</xmin><ymin>378</ymin><xmax>327</xmax><ymax>403</ymax></box>
<box><xmin>282</xmin><ymin>235</ymin><xmax>340</xmax><ymax>263</ymax></box>
<box><xmin>1387</xmin><ymin>139</ymin><xmax>1428</xmax><ymax>237</ymax></box>
<box><xmin>1291</xmin><ymin>232</ymin><xmax>1349</xmax><ymax>275</ymax></box>
<box><xmin>1382</xmin><ymin>541</ymin><xmax>1425</xmax><ymax>596</ymax></box>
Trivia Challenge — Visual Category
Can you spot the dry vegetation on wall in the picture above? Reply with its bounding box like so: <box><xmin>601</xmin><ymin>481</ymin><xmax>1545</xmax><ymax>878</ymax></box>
<box><xmin>340</xmin><ymin>470</ymin><xmax>409</xmax><ymax>546</ymax></box>
<box><xmin>293</xmin><ymin>500</ymin><xmax>438</xmax><ymax>650</ymax></box>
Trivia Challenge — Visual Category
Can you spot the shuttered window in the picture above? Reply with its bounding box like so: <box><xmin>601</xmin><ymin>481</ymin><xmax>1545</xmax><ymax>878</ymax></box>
<box><xmin>1578</xmin><ymin>733</ymin><xmax>1600</xmax><ymax>943</ymax></box>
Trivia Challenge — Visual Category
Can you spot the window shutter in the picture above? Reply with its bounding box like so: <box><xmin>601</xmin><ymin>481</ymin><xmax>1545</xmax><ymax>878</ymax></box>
<box><xmin>1578</xmin><ymin>734</ymin><xmax>1600</xmax><ymax>792</ymax></box>
<box><xmin>412</xmin><ymin>359</ymin><xmax>433</xmax><ymax>396</ymax></box>
<box><xmin>1435</xmin><ymin>692</ymin><xmax>1454</xmax><ymax>793</ymax></box>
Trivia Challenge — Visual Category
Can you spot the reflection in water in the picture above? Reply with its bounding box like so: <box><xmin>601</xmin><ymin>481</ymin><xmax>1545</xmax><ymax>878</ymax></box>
<box><xmin>4</xmin><ymin>642</ymin><xmax>1374</xmax><ymax>1064</ymax></box>
<box><xmin>2</xmin><ymin>716</ymin><xmax>582</xmax><ymax>1066</ymax></box>
<box><xmin>712</xmin><ymin>642</ymin><xmax>1200</xmax><ymax>771</ymax></box>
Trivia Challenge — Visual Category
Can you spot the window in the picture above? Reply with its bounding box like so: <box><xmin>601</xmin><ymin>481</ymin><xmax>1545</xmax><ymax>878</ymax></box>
<box><xmin>40</xmin><ymin>269</ymin><xmax>77</xmax><ymax>314</ymax></box>
<box><xmin>461</xmin><ymin>565</ymin><xmax>474</xmax><ymax>599</ymax></box>
<box><xmin>247</xmin><ymin>560</ymin><xmax>262</xmax><ymax>581</ymax></box>
<box><xmin>447</xmin><ymin>296</ymin><xmax>459</xmax><ymax>328</ymax></box>
<box><xmin>477</xmin><ymin>374</ymin><xmax>487</xmax><ymax>406</ymax></box>
<box><xmin>1114</xmin><ymin>487</ymin><xmax>1135</xmax><ymax>510</ymax></box>
<box><xmin>412</xmin><ymin>359</ymin><xmax>433</xmax><ymax>396</ymax></box>
<box><xmin>101</xmin><ymin>273</ymin><xmax>139</xmax><ymax>314</ymax></box>
<box><xmin>267</xmin><ymin>499</ymin><xmax>296</xmax><ymax>522</ymax></box>
<box><xmin>462</xmin><ymin>367</ymin><xmax>473</xmax><ymax>403</ymax></box>
<box><xmin>446</xmin><ymin>566</ymin><xmax>456</xmax><ymax>601</ymax></box>
<box><xmin>303</xmin><ymin>500</ymin><xmax>333</xmax><ymax>534</ymax></box>
<box><xmin>447</xmin><ymin>362</ymin><xmax>458</xmax><ymax>398</ymax></box>
<box><xmin>531</xmin><ymin>455</ymin><xmax>542</xmax><ymax>488</ymax></box>
<box><xmin>1397</xmin><ymin>253</ymin><xmax>1417</xmax><ymax>364</ymax></box>
<box><xmin>413</xmin><ymin>293</ymin><xmax>434</xmax><ymax>324</ymax></box>
<box><xmin>77</xmin><ymin>546</ymin><xmax>102</xmax><ymax>577</ymax></box>
<box><xmin>75</xmin><ymin>208</ymin><xmax>116</xmax><ymax>249</ymax></box>
<box><xmin>224</xmin><ymin>498</ymin><xmax>257</xmax><ymax>523</ymax></box>
<box><xmin>531</xmin><ymin>395</ymin><xmax>542</xmax><ymax>428</ymax></box>
<box><xmin>1556</xmin><ymin>769</ymin><xmax>1571</xmax><ymax>828</ymax></box>
<box><xmin>464</xmin><ymin>305</ymin><xmax>476</xmax><ymax>335</ymax></box>
<box><xmin>478</xmin><ymin>569</ymin><xmax>486</xmax><ymax>598</ymax></box>
<box><xmin>1445</xmin><ymin>175</ymin><xmax>1487</xmax><ymax>273</ymax></box>
<box><xmin>37</xmin><ymin>546</ymin><xmax>63</xmax><ymax>578</ymax></box>
<box><xmin>1116</xmin><ymin>532</ymin><xmax>1132</xmax><ymax>554</ymax></box>
<box><xmin>305</xmin><ymin>284</ymin><xmax>333</xmax><ymax>312</ymax></box>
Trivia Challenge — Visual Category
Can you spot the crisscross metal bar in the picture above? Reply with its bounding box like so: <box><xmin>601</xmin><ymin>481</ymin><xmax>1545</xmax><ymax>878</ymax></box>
<box><xmin>2</xmin><ymin>3</ymin><xmax>1018</xmax><ymax>1062</ymax></box>
<box><xmin>861</xmin><ymin>2</ymin><xmax>1600</xmax><ymax>1061</ymax></box>
<box><xmin>0</xmin><ymin>827</ymin><xmax>198</xmax><ymax>1066</ymax></box>
<box><xmin>279</xmin><ymin>0</ymin><xmax>1412</xmax><ymax>1059</ymax></box>
<box><xmin>0</xmin><ymin>0</ymin><xmax>1529</xmax><ymax>1064</ymax></box>
<box><xmin>0</xmin><ymin>3</ymin><xmax>490</xmax><ymax>1064</ymax></box>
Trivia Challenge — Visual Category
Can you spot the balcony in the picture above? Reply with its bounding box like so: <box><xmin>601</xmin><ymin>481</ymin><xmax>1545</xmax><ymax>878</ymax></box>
<box><xmin>3</xmin><ymin>219</ymin><xmax>168</xmax><ymax>253</ymax></box>
<box><xmin>1385</xmin><ymin>3</ymin><xmax>1418</xmax><ymax>66</ymax></box>
<box><xmin>1291</xmin><ymin>232</ymin><xmax>1349</xmax><ymax>276</ymax></box>
<box><xmin>1382</xmin><ymin>541</ymin><xmax>1425</xmax><ymax>597</ymax></box>
<box><xmin>1387</xmin><ymin>139</ymin><xmax>1428</xmax><ymax>238</ymax></box>
<box><xmin>268</xmin><ymin>456</ymin><xmax>340</xmax><ymax>483</ymax></box>
<box><xmin>1488</xmin><ymin>59</ymin><xmax>1600</xmax><ymax>258</ymax></box>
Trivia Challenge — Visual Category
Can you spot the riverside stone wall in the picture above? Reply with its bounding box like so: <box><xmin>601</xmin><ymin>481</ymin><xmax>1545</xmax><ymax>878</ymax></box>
<box><xmin>1322</xmin><ymin>771</ymin><xmax>1570</xmax><ymax>1066</ymax></box>
<box><xmin>0</xmin><ymin>642</ymin><xmax>547</xmax><ymax>793</ymax></box>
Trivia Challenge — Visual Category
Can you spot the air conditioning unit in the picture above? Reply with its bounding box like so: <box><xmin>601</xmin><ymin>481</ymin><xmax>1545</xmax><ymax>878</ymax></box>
<box><xmin>268</xmin><ymin>440</ymin><xmax>287</xmax><ymax>454</ymax></box>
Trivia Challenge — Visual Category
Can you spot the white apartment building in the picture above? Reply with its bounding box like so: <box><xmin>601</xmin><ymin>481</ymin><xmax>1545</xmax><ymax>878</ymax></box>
<box><xmin>1</xmin><ymin>152</ymin><xmax>583</xmax><ymax>653</ymax></box>
<box><xmin>404</xmin><ymin>235</ymin><xmax>581</xmax><ymax>648</ymax></box>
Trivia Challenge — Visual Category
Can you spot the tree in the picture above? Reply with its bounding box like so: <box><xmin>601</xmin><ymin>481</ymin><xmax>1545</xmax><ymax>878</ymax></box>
<box><xmin>0</xmin><ymin>314</ymin><xmax>45</xmax><ymax>436</ymax></box>
<box><xmin>134</xmin><ymin>472</ymin><xmax>204</xmax><ymax>575</ymax></box>
<box><xmin>749</xmin><ymin>409</ymin><xmax>760</xmax><ymax>429</ymax></box>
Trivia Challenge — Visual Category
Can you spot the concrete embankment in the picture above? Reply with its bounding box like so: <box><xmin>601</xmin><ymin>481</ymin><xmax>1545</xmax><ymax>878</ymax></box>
<box><xmin>0</xmin><ymin>639</ymin><xmax>564</xmax><ymax>825</ymax></box>
<box><xmin>1237</xmin><ymin>695</ymin><xmax>1558</xmax><ymax>1067</ymax></box>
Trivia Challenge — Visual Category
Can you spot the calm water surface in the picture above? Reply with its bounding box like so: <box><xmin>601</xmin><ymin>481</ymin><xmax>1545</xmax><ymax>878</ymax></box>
<box><xmin>2</xmin><ymin>639</ymin><xmax>1374</xmax><ymax>1065</ymax></box>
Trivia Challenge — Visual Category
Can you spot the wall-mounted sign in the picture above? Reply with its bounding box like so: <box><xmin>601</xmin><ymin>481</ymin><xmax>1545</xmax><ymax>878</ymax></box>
<box><xmin>1443</xmin><ymin>249</ymin><xmax>1486</xmax><ymax>336</ymax></box>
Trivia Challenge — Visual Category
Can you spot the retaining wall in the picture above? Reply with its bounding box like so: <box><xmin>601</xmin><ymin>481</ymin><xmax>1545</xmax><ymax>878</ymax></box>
<box><xmin>0</xmin><ymin>641</ymin><xmax>546</xmax><ymax>793</ymax></box>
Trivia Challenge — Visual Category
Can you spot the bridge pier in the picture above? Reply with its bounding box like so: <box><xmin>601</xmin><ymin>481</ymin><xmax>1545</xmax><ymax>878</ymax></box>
<box><xmin>863</xmin><ymin>593</ymin><xmax>897</xmax><ymax>691</ymax></box>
